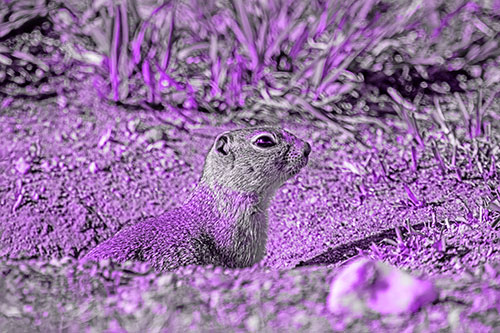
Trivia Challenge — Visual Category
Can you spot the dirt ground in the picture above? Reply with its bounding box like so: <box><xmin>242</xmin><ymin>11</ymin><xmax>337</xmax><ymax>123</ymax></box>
<box><xmin>0</xmin><ymin>77</ymin><xmax>499</xmax><ymax>331</ymax></box>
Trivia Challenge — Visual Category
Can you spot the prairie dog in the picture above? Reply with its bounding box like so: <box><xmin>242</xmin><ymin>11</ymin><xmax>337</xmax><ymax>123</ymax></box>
<box><xmin>83</xmin><ymin>127</ymin><xmax>311</xmax><ymax>270</ymax></box>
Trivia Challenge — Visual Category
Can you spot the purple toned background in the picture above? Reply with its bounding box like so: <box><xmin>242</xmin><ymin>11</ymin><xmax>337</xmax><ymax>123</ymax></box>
<box><xmin>1</xmin><ymin>0</ymin><xmax>500</xmax><ymax>331</ymax></box>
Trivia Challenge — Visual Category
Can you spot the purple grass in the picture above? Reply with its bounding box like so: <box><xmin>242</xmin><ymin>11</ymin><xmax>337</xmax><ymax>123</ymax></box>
<box><xmin>488</xmin><ymin>155</ymin><xmax>496</xmax><ymax>179</ymax></box>
<box><xmin>431</xmin><ymin>141</ymin><xmax>447</xmax><ymax>175</ymax></box>
<box><xmin>232</xmin><ymin>0</ymin><xmax>259</xmax><ymax>70</ymax></box>
<box><xmin>403</xmin><ymin>184</ymin><xmax>423</xmax><ymax>207</ymax></box>
<box><xmin>109</xmin><ymin>4</ymin><xmax>121</xmax><ymax>102</ymax></box>
<box><xmin>411</xmin><ymin>145</ymin><xmax>418</xmax><ymax>172</ymax></box>
<box><xmin>141</xmin><ymin>59</ymin><xmax>153</xmax><ymax>103</ymax></box>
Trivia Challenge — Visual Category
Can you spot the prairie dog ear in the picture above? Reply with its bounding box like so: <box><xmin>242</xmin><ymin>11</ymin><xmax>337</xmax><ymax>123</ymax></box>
<box><xmin>214</xmin><ymin>133</ymin><xmax>231</xmax><ymax>155</ymax></box>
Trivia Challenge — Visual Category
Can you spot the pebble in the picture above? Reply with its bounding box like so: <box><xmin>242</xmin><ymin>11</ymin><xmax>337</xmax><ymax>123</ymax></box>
<box><xmin>14</xmin><ymin>157</ymin><xmax>30</xmax><ymax>174</ymax></box>
<box><xmin>89</xmin><ymin>162</ymin><xmax>99</xmax><ymax>174</ymax></box>
<box><xmin>98</xmin><ymin>128</ymin><xmax>112</xmax><ymax>148</ymax></box>
<box><xmin>327</xmin><ymin>257</ymin><xmax>437</xmax><ymax>316</ymax></box>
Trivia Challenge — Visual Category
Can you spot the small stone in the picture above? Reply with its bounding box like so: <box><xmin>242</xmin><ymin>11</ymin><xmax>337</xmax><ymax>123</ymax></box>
<box><xmin>127</xmin><ymin>118</ymin><xmax>140</xmax><ymax>133</ymax></box>
<box><xmin>98</xmin><ymin>128</ymin><xmax>112</xmax><ymax>148</ymax></box>
<box><xmin>245</xmin><ymin>314</ymin><xmax>260</xmax><ymax>332</ymax></box>
<box><xmin>89</xmin><ymin>162</ymin><xmax>98</xmax><ymax>174</ymax></box>
<box><xmin>146</xmin><ymin>140</ymin><xmax>165</xmax><ymax>151</ymax></box>
<box><xmin>57</xmin><ymin>95</ymin><xmax>67</xmax><ymax>108</ymax></box>
<box><xmin>14</xmin><ymin>157</ymin><xmax>30</xmax><ymax>174</ymax></box>
<box><xmin>143</xmin><ymin>128</ymin><xmax>163</xmax><ymax>143</ymax></box>
<box><xmin>327</xmin><ymin>257</ymin><xmax>437</xmax><ymax>316</ymax></box>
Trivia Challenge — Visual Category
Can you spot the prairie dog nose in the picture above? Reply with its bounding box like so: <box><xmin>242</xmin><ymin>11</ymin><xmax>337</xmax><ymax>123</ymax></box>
<box><xmin>303</xmin><ymin>142</ymin><xmax>311</xmax><ymax>158</ymax></box>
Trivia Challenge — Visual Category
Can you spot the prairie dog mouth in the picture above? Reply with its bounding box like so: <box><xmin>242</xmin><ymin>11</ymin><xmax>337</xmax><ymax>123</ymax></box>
<box><xmin>284</xmin><ymin>143</ymin><xmax>310</xmax><ymax>178</ymax></box>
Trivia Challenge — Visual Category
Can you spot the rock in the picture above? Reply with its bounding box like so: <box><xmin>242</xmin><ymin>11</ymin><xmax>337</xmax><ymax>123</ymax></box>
<box><xmin>98</xmin><ymin>128</ymin><xmax>112</xmax><ymax>148</ymax></box>
<box><xmin>89</xmin><ymin>162</ymin><xmax>99</xmax><ymax>174</ymax></box>
<box><xmin>327</xmin><ymin>257</ymin><xmax>437</xmax><ymax>316</ymax></box>
<box><xmin>14</xmin><ymin>157</ymin><xmax>30</xmax><ymax>174</ymax></box>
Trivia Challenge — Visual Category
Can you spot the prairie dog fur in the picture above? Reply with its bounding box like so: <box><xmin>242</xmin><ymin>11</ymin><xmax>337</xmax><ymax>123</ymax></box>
<box><xmin>83</xmin><ymin>127</ymin><xmax>311</xmax><ymax>270</ymax></box>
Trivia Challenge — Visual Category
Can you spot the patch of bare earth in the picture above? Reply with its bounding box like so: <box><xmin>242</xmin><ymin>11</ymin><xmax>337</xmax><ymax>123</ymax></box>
<box><xmin>1</xmin><ymin>81</ymin><xmax>499</xmax><ymax>331</ymax></box>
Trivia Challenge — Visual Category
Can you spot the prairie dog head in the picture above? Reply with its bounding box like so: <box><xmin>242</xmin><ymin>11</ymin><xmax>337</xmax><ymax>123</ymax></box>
<box><xmin>200</xmin><ymin>127</ymin><xmax>311</xmax><ymax>196</ymax></box>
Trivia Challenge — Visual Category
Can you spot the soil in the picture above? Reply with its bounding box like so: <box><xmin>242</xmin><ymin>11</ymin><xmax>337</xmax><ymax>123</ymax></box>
<box><xmin>1</xmin><ymin>78</ymin><xmax>499</xmax><ymax>331</ymax></box>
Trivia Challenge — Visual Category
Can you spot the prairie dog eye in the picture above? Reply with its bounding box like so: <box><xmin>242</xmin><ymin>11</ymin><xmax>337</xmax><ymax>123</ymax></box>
<box><xmin>253</xmin><ymin>135</ymin><xmax>276</xmax><ymax>148</ymax></box>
